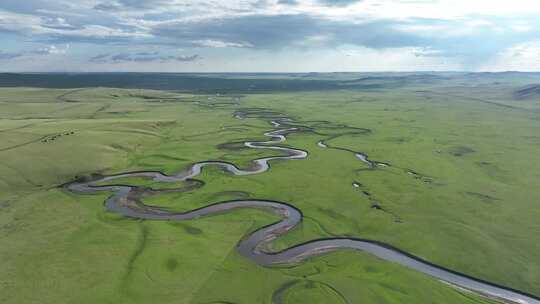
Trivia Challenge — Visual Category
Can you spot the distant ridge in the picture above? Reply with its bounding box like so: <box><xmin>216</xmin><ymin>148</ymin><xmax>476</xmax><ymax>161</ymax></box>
<box><xmin>0</xmin><ymin>72</ymin><xmax>446</xmax><ymax>92</ymax></box>
<box><xmin>2</xmin><ymin>72</ymin><xmax>540</xmax><ymax>93</ymax></box>
<box><xmin>0</xmin><ymin>73</ymin><xmax>346</xmax><ymax>92</ymax></box>
<box><xmin>513</xmin><ymin>84</ymin><xmax>540</xmax><ymax>100</ymax></box>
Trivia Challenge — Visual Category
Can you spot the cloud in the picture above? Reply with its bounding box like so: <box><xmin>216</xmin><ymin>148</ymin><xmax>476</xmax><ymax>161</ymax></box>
<box><xmin>0</xmin><ymin>50</ymin><xmax>24</xmax><ymax>59</ymax></box>
<box><xmin>176</xmin><ymin>54</ymin><xmax>200</xmax><ymax>62</ymax></box>
<box><xmin>0</xmin><ymin>44</ymin><xmax>69</xmax><ymax>60</ymax></box>
<box><xmin>89</xmin><ymin>52</ymin><xmax>200</xmax><ymax>63</ymax></box>
<box><xmin>2</xmin><ymin>0</ymin><xmax>540</xmax><ymax>70</ymax></box>
<box><xmin>30</xmin><ymin>45</ymin><xmax>69</xmax><ymax>55</ymax></box>
<box><xmin>412</xmin><ymin>47</ymin><xmax>445</xmax><ymax>58</ymax></box>
<box><xmin>93</xmin><ymin>3</ymin><xmax>123</xmax><ymax>11</ymax></box>
<box><xmin>93</xmin><ymin>0</ymin><xmax>170</xmax><ymax>11</ymax></box>
<box><xmin>147</xmin><ymin>12</ymin><xmax>540</xmax><ymax>68</ymax></box>
<box><xmin>152</xmin><ymin>14</ymin><xmax>427</xmax><ymax>50</ymax></box>
<box><xmin>0</xmin><ymin>9</ymin><xmax>150</xmax><ymax>43</ymax></box>
<box><xmin>317</xmin><ymin>0</ymin><xmax>361</xmax><ymax>7</ymax></box>
<box><xmin>479</xmin><ymin>40</ymin><xmax>540</xmax><ymax>71</ymax></box>
<box><xmin>89</xmin><ymin>53</ymin><xmax>110</xmax><ymax>62</ymax></box>
<box><xmin>277</xmin><ymin>0</ymin><xmax>298</xmax><ymax>5</ymax></box>
<box><xmin>193</xmin><ymin>39</ymin><xmax>253</xmax><ymax>48</ymax></box>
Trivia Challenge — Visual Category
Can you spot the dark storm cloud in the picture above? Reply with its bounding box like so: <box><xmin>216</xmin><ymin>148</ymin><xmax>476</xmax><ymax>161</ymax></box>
<box><xmin>89</xmin><ymin>52</ymin><xmax>200</xmax><ymax>63</ymax></box>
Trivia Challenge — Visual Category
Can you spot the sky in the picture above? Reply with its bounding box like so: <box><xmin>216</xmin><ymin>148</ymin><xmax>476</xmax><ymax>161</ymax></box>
<box><xmin>1</xmin><ymin>0</ymin><xmax>540</xmax><ymax>72</ymax></box>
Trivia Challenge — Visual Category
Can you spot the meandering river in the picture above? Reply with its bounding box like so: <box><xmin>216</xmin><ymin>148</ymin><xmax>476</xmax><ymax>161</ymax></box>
<box><xmin>66</xmin><ymin>119</ymin><xmax>539</xmax><ymax>304</ymax></box>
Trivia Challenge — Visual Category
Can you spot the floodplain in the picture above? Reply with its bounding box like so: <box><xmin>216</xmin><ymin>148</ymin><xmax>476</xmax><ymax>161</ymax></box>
<box><xmin>1</xmin><ymin>73</ymin><xmax>539</xmax><ymax>304</ymax></box>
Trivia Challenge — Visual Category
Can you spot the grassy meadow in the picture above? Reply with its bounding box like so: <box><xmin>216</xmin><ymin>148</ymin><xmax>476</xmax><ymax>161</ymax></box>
<box><xmin>1</xmin><ymin>74</ymin><xmax>539</xmax><ymax>304</ymax></box>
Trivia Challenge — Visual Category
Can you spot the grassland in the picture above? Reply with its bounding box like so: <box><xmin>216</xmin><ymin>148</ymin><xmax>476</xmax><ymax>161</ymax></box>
<box><xmin>1</xmin><ymin>74</ymin><xmax>539</xmax><ymax>304</ymax></box>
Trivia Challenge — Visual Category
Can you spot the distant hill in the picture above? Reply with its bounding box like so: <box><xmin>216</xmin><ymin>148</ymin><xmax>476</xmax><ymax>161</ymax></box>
<box><xmin>3</xmin><ymin>72</ymin><xmax>540</xmax><ymax>94</ymax></box>
<box><xmin>513</xmin><ymin>84</ymin><xmax>540</xmax><ymax>100</ymax></box>
<box><xmin>465</xmin><ymin>72</ymin><xmax>540</xmax><ymax>78</ymax></box>
<box><xmin>0</xmin><ymin>73</ymin><xmax>348</xmax><ymax>93</ymax></box>
<box><xmin>0</xmin><ymin>72</ymin><xmax>449</xmax><ymax>92</ymax></box>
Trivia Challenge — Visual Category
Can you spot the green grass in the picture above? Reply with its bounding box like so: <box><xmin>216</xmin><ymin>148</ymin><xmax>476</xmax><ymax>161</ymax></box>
<box><xmin>1</xmin><ymin>78</ymin><xmax>539</xmax><ymax>304</ymax></box>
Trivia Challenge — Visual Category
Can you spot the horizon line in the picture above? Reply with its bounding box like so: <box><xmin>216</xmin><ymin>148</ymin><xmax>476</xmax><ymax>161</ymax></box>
<box><xmin>1</xmin><ymin>71</ymin><xmax>540</xmax><ymax>74</ymax></box>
